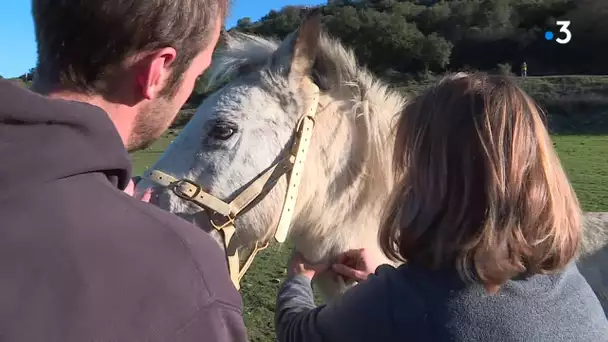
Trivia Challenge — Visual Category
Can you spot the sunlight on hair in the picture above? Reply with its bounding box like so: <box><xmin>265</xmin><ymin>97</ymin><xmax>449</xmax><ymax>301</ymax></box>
<box><xmin>379</xmin><ymin>72</ymin><xmax>582</xmax><ymax>293</ymax></box>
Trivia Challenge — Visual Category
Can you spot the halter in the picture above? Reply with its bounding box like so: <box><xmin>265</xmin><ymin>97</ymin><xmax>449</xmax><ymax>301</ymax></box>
<box><xmin>141</xmin><ymin>80</ymin><xmax>320</xmax><ymax>290</ymax></box>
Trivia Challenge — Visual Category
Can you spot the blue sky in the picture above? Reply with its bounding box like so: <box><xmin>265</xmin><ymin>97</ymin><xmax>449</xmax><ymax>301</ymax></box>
<box><xmin>0</xmin><ymin>0</ymin><xmax>323</xmax><ymax>78</ymax></box>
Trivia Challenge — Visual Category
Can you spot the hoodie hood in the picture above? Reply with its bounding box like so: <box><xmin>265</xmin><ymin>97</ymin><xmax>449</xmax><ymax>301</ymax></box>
<box><xmin>0</xmin><ymin>80</ymin><xmax>131</xmax><ymax>196</ymax></box>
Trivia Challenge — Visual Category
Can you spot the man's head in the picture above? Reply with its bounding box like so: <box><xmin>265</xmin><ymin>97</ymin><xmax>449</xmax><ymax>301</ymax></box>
<box><xmin>32</xmin><ymin>0</ymin><xmax>228</xmax><ymax>151</ymax></box>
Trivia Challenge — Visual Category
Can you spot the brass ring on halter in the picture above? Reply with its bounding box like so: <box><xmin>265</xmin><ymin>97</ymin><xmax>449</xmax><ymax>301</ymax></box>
<box><xmin>296</xmin><ymin>114</ymin><xmax>316</xmax><ymax>132</ymax></box>
<box><xmin>210</xmin><ymin>213</ymin><xmax>236</xmax><ymax>230</ymax></box>
<box><xmin>258</xmin><ymin>241</ymin><xmax>270</xmax><ymax>251</ymax></box>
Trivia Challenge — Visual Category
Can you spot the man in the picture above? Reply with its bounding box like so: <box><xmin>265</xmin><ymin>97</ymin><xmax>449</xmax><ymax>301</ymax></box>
<box><xmin>0</xmin><ymin>1</ymin><xmax>248</xmax><ymax>341</ymax></box>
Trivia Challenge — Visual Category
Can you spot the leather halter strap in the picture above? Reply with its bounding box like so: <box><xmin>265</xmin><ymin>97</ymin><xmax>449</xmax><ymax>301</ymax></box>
<box><xmin>142</xmin><ymin>80</ymin><xmax>320</xmax><ymax>289</ymax></box>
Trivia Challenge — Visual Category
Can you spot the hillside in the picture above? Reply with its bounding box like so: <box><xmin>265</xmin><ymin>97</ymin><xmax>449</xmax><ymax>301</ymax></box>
<box><xmin>232</xmin><ymin>0</ymin><xmax>608</xmax><ymax>76</ymax></box>
<box><xmin>394</xmin><ymin>75</ymin><xmax>608</xmax><ymax>133</ymax></box>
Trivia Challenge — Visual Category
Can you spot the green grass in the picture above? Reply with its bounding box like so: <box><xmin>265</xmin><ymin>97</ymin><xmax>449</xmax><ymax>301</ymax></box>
<box><xmin>239</xmin><ymin>244</ymin><xmax>292</xmax><ymax>341</ymax></box>
<box><xmin>552</xmin><ymin>135</ymin><xmax>608</xmax><ymax>211</ymax></box>
<box><xmin>130</xmin><ymin>129</ymin><xmax>180</xmax><ymax>175</ymax></box>
<box><xmin>130</xmin><ymin>132</ymin><xmax>608</xmax><ymax>341</ymax></box>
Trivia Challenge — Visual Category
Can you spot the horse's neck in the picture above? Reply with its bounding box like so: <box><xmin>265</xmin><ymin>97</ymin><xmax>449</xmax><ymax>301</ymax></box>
<box><xmin>291</xmin><ymin>93</ymin><xmax>398</xmax><ymax>263</ymax></box>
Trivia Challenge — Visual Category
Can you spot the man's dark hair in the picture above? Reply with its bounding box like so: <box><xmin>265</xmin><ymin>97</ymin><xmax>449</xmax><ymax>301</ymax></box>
<box><xmin>32</xmin><ymin>0</ymin><xmax>228</xmax><ymax>96</ymax></box>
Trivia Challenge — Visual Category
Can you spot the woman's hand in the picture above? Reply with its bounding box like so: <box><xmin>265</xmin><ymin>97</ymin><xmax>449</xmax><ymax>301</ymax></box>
<box><xmin>287</xmin><ymin>251</ymin><xmax>330</xmax><ymax>281</ymax></box>
<box><xmin>331</xmin><ymin>248</ymin><xmax>380</xmax><ymax>282</ymax></box>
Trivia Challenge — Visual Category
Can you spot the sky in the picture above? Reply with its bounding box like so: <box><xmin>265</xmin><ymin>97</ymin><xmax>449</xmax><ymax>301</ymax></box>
<box><xmin>0</xmin><ymin>0</ymin><xmax>323</xmax><ymax>78</ymax></box>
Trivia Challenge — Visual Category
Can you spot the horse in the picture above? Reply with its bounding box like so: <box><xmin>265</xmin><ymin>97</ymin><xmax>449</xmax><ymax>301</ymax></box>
<box><xmin>135</xmin><ymin>15</ymin><xmax>608</xmax><ymax>311</ymax></box>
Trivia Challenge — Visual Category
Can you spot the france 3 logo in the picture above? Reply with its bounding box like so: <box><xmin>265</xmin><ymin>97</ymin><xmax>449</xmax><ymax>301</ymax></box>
<box><xmin>544</xmin><ymin>21</ymin><xmax>572</xmax><ymax>44</ymax></box>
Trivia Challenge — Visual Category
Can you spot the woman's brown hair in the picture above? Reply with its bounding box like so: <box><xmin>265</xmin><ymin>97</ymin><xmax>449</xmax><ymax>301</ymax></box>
<box><xmin>379</xmin><ymin>72</ymin><xmax>582</xmax><ymax>292</ymax></box>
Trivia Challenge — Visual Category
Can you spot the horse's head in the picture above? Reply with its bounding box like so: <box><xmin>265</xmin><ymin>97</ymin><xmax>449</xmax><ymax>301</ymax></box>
<box><xmin>136</xmin><ymin>13</ymin><xmax>404</xmax><ymax>292</ymax></box>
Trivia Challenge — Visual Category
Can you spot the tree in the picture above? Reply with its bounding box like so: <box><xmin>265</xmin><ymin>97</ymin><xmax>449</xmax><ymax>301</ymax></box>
<box><xmin>226</xmin><ymin>0</ymin><xmax>606</xmax><ymax>77</ymax></box>
<box><xmin>420</xmin><ymin>33</ymin><xmax>453</xmax><ymax>71</ymax></box>
<box><xmin>236</xmin><ymin>17</ymin><xmax>252</xmax><ymax>28</ymax></box>
<box><xmin>18</xmin><ymin>67</ymin><xmax>36</xmax><ymax>83</ymax></box>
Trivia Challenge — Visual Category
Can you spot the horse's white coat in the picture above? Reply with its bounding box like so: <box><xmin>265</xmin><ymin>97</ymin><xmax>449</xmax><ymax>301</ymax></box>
<box><xmin>136</xmin><ymin>23</ymin><xmax>405</xmax><ymax>299</ymax></box>
<box><xmin>136</xmin><ymin>22</ymin><xmax>608</xmax><ymax>311</ymax></box>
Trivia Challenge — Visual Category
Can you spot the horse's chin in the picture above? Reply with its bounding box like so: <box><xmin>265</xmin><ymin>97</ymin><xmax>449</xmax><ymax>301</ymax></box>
<box><xmin>134</xmin><ymin>181</ymin><xmax>228</xmax><ymax>251</ymax></box>
<box><xmin>191</xmin><ymin>214</ymin><xmax>226</xmax><ymax>249</ymax></box>
<box><xmin>314</xmin><ymin>271</ymin><xmax>357</xmax><ymax>303</ymax></box>
<box><xmin>135</xmin><ymin>182</ymin><xmax>264</xmax><ymax>265</ymax></box>
<box><xmin>155</xmin><ymin>203</ymin><xmax>229</xmax><ymax>252</ymax></box>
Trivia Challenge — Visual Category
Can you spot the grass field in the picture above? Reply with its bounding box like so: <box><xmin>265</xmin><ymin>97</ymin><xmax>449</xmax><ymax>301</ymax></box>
<box><xmin>130</xmin><ymin>75</ymin><xmax>608</xmax><ymax>341</ymax></box>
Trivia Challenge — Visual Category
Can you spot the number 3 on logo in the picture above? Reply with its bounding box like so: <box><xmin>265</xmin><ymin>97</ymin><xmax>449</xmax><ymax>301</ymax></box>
<box><xmin>556</xmin><ymin>21</ymin><xmax>572</xmax><ymax>44</ymax></box>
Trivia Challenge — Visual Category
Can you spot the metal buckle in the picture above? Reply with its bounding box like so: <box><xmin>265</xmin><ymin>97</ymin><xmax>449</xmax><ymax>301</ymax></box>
<box><xmin>171</xmin><ymin>179</ymin><xmax>201</xmax><ymax>200</ymax></box>
<box><xmin>296</xmin><ymin>114</ymin><xmax>316</xmax><ymax>133</ymax></box>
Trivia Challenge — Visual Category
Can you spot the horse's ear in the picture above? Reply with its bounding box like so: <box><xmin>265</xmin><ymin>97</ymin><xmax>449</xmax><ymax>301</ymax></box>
<box><xmin>288</xmin><ymin>10</ymin><xmax>322</xmax><ymax>86</ymax></box>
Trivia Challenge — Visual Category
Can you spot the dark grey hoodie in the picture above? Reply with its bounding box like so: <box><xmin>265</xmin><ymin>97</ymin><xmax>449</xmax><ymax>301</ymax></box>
<box><xmin>0</xmin><ymin>80</ymin><xmax>248</xmax><ymax>341</ymax></box>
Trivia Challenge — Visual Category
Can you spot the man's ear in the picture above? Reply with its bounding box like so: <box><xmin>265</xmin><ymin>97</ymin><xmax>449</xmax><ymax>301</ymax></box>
<box><xmin>136</xmin><ymin>47</ymin><xmax>177</xmax><ymax>100</ymax></box>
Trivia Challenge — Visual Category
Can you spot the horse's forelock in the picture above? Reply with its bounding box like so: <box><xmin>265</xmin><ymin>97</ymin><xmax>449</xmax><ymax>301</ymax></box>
<box><xmin>203</xmin><ymin>33</ymin><xmax>280</xmax><ymax>92</ymax></box>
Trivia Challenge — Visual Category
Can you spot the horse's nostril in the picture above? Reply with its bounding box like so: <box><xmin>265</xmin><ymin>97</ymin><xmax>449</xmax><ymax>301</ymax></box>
<box><xmin>148</xmin><ymin>188</ymin><xmax>162</xmax><ymax>206</ymax></box>
<box><xmin>132</xmin><ymin>176</ymin><xmax>143</xmax><ymax>185</ymax></box>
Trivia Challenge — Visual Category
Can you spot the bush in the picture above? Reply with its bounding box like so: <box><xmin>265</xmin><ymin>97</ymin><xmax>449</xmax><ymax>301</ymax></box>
<box><xmin>496</xmin><ymin>63</ymin><xmax>513</xmax><ymax>76</ymax></box>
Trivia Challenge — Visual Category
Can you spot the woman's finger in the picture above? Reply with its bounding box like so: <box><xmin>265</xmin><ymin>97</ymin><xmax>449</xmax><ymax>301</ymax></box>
<box><xmin>335</xmin><ymin>248</ymin><xmax>364</xmax><ymax>264</ymax></box>
<box><xmin>332</xmin><ymin>263</ymin><xmax>366</xmax><ymax>282</ymax></box>
<box><xmin>343</xmin><ymin>248</ymin><xmax>364</xmax><ymax>257</ymax></box>
<box><xmin>335</xmin><ymin>254</ymin><xmax>348</xmax><ymax>264</ymax></box>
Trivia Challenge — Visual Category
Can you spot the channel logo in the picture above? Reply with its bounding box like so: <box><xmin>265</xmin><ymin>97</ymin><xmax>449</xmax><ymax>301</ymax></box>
<box><xmin>544</xmin><ymin>21</ymin><xmax>572</xmax><ymax>44</ymax></box>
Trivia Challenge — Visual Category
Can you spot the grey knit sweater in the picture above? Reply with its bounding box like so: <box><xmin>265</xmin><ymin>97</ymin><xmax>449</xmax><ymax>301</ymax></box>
<box><xmin>275</xmin><ymin>261</ymin><xmax>608</xmax><ymax>341</ymax></box>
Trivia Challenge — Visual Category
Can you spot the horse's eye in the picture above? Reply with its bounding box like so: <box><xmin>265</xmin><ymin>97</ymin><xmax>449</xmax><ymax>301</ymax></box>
<box><xmin>209</xmin><ymin>122</ymin><xmax>237</xmax><ymax>140</ymax></box>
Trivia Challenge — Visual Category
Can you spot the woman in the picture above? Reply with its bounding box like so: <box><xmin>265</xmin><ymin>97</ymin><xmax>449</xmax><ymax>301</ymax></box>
<box><xmin>275</xmin><ymin>72</ymin><xmax>608</xmax><ymax>341</ymax></box>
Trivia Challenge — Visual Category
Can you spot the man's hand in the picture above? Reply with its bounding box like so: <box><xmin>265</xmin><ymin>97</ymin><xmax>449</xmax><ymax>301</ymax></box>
<box><xmin>124</xmin><ymin>179</ymin><xmax>151</xmax><ymax>202</ymax></box>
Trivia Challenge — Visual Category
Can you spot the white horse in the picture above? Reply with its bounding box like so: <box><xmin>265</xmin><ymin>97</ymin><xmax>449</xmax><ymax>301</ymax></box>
<box><xmin>135</xmin><ymin>16</ymin><xmax>608</xmax><ymax>311</ymax></box>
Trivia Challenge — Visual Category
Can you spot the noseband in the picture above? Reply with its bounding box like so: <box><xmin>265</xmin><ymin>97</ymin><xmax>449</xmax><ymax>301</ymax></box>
<box><xmin>142</xmin><ymin>80</ymin><xmax>320</xmax><ymax>290</ymax></box>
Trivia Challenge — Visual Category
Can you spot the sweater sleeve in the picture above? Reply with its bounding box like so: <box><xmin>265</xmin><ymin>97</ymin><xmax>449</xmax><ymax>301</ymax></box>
<box><xmin>275</xmin><ymin>271</ymin><xmax>399</xmax><ymax>342</ymax></box>
<box><xmin>275</xmin><ymin>275</ymin><xmax>324</xmax><ymax>342</ymax></box>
